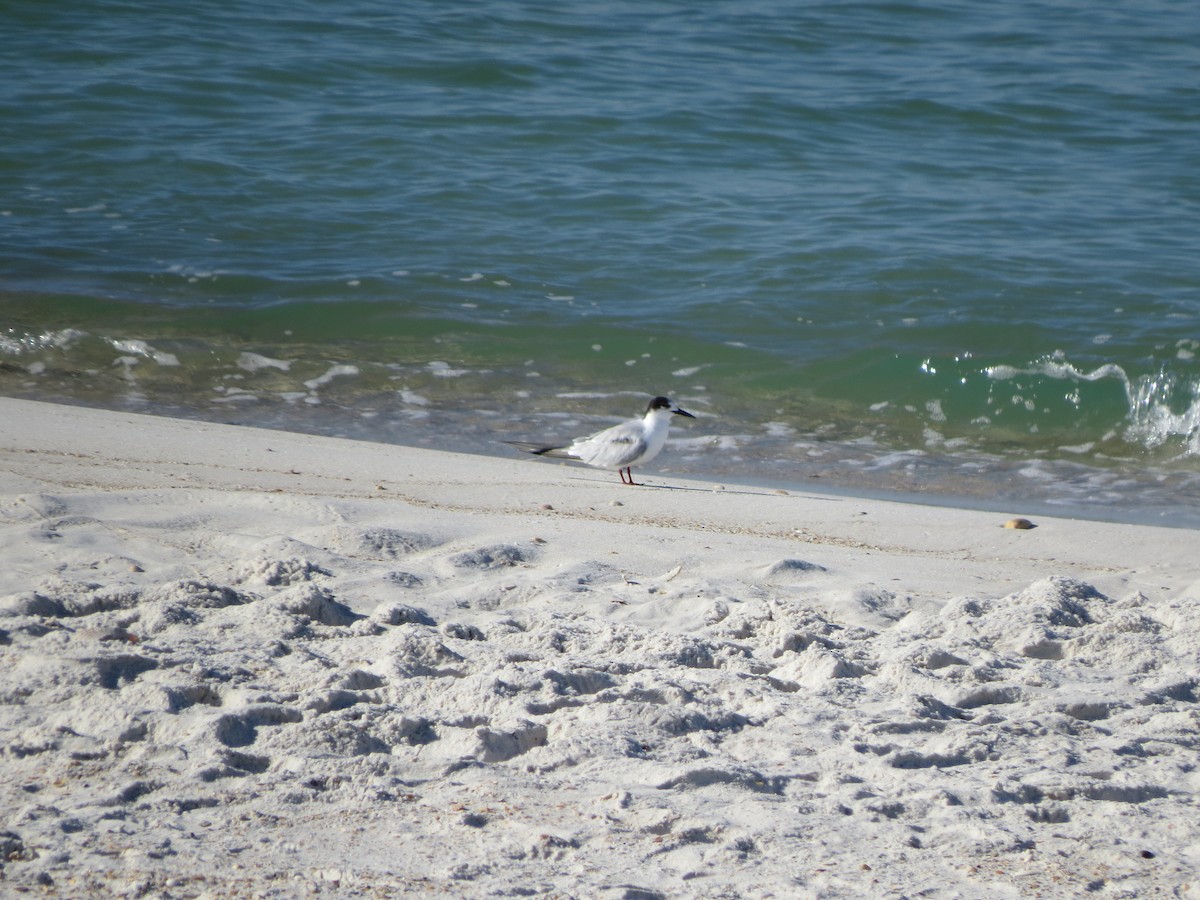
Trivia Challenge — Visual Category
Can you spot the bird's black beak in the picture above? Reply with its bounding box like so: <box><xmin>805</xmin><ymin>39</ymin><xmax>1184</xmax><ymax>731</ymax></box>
<box><xmin>672</xmin><ymin>406</ymin><xmax>696</xmax><ymax>419</ymax></box>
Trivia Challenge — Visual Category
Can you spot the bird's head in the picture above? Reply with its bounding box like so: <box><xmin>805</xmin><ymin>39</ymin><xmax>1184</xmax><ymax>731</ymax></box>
<box><xmin>647</xmin><ymin>396</ymin><xmax>696</xmax><ymax>419</ymax></box>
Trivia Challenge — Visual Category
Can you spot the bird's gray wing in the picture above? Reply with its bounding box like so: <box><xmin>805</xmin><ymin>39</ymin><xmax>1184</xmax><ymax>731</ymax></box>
<box><xmin>572</xmin><ymin>424</ymin><xmax>647</xmax><ymax>469</ymax></box>
<box><xmin>504</xmin><ymin>441</ymin><xmax>580</xmax><ymax>460</ymax></box>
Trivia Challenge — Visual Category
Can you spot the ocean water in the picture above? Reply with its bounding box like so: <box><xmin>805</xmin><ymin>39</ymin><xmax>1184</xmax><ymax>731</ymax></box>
<box><xmin>2</xmin><ymin>1</ymin><xmax>1199</xmax><ymax>526</ymax></box>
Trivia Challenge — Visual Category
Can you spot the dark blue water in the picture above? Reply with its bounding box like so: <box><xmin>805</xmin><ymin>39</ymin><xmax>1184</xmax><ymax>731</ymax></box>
<box><xmin>3</xmin><ymin>1</ymin><xmax>1199</xmax><ymax>525</ymax></box>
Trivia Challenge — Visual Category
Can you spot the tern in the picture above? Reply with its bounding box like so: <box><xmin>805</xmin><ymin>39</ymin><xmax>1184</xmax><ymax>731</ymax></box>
<box><xmin>507</xmin><ymin>396</ymin><xmax>696</xmax><ymax>485</ymax></box>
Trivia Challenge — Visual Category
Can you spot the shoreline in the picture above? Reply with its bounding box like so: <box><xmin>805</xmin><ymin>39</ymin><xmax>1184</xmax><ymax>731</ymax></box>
<box><xmin>7</xmin><ymin>392</ymin><xmax>1200</xmax><ymax>532</ymax></box>
<box><xmin>2</xmin><ymin>396</ymin><xmax>1194</xmax><ymax>595</ymax></box>
<box><xmin>2</xmin><ymin>396</ymin><xmax>1198</xmax><ymax>897</ymax></box>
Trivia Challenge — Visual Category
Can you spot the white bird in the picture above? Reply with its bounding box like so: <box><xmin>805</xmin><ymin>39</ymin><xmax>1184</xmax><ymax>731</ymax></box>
<box><xmin>507</xmin><ymin>396</ymin><xmax>696</xmax><ymax>485</ymax></box>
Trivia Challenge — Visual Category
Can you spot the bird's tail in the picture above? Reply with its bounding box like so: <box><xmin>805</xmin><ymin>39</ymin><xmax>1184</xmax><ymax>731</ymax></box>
<box><xmin>504</xmin><ymin>441</ymin><xmax>578</xmax><ymax>460</ymax></box>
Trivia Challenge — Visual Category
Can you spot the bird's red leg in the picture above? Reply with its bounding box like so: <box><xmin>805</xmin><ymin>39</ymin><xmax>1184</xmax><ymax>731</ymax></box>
<box><xmin>620</xmin><ymin>467</ymin><xmax>640</xmax><ymax>486</ymax></box>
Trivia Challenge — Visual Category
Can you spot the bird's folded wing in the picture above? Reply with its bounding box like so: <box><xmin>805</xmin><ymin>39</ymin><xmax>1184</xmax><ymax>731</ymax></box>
<box><xmin>575</xmin><ymin>433</ymin><xmax>646</xmax><ymax>468</ymax></box>
<box><xmin>504</xmin><ymin>441</ymin><xmax>580</xmax><ymax>460</ymax></box>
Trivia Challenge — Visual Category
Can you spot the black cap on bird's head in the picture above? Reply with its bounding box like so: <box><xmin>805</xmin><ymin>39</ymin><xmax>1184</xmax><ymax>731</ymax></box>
<box><xmin>646</xmin><ymin>396</ymin><xmax>696</xmax><ymax>419</ymax></box>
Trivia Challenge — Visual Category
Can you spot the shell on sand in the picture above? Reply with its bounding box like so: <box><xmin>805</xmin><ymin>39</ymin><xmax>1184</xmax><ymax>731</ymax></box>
<box><xmin>1004</xmin><ymin>517</ymin><xmax>1036</xmax><ymax>530</ymax></box>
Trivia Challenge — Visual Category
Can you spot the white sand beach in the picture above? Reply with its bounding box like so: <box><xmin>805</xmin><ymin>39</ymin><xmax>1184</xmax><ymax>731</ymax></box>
<box><xmin>1</xmin><ymin>396</ymin><xmax>1198</xmax><ymax>898</ymax></box>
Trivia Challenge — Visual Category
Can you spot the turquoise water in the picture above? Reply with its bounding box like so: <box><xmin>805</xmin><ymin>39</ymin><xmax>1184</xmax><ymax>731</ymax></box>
<box><xmin>2</xmin><ymin>2</ymin><xmax>1199</xmax><ymax>525</ymax></box>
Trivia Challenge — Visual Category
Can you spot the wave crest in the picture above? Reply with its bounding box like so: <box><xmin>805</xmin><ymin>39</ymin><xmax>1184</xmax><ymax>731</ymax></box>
<box><xmin>985</xmin><ymin>352</ymin><xmax>1200</xmax><ymax>457</ymax></box>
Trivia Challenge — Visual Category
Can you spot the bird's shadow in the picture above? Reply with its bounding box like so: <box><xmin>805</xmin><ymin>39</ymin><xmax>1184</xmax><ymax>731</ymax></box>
<box><xmin>559</xmin><ymin>471</ymin><xmax>842</xmax><ymax>501</ymax></box>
